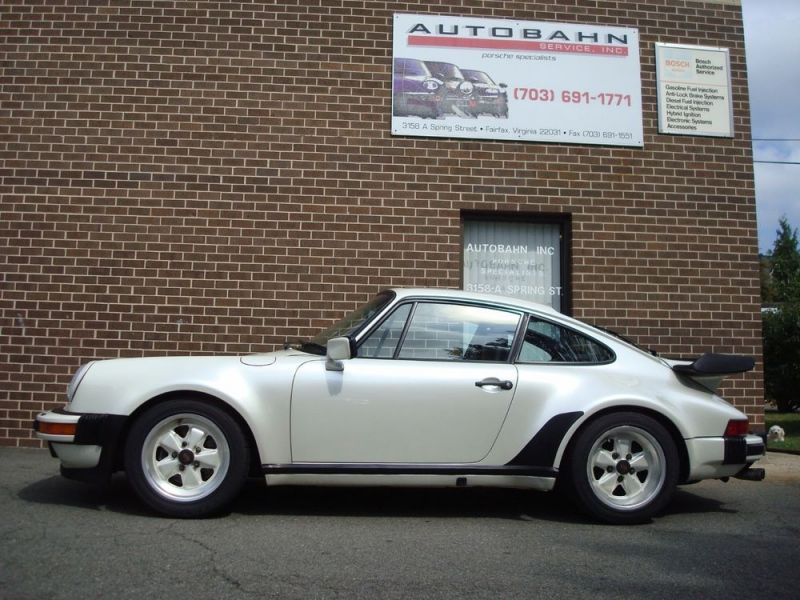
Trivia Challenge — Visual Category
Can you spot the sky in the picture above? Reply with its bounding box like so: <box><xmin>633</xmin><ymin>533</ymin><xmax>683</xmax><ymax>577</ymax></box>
<box><xmin>743</xmin><ymin>0</ymin><xmax>800</xmax><ymax>253</ymax></box>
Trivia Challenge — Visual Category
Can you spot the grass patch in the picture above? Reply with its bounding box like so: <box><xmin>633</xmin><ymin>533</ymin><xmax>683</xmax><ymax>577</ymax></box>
<box><xmin>765</xmin><ymin>411</ymin><xmax>800</xmax><ymax>452</ymax></box>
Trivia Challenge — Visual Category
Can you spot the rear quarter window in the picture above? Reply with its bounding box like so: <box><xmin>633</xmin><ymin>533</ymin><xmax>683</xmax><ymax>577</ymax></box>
<box><xmin>518</xmin><ymin>317</ymin><xmax>614</xmax><ymax>364</ymax></box>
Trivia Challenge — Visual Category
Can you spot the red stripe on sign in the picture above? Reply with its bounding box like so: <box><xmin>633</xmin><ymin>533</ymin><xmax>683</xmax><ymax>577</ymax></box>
<box><xmin>407</xmin><ymin>35</ymin><xmax>629</xmax><ymax>57</ymax></box>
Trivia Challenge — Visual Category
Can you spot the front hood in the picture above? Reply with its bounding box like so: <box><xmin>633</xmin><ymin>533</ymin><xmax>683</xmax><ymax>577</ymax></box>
<box><xmin>69</xmin><ymin>349</ymin><xmax>321</xmax><ymax>414</ymax></box>
<box><xmin>240</xmin><ymin>348</ymin><xmax>311</xmax><ymax>367</ymax></box>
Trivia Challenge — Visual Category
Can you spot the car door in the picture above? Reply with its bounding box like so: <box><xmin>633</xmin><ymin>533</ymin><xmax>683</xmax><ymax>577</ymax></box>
<box><xmin>290</xmin><ymin>301</ymin><xmax>522</xmax><ymax>464</ymax></box>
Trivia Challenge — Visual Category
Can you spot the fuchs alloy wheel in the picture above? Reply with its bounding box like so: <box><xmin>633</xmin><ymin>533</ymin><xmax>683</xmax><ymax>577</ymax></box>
<box><xmin>124</xmin><ymin>400</ymin><xmax>249</xmax><ymax>518</ymax></box>
<box><xmin>566</xmin><ymin>412</ymin><xmax>679</xmax><ymax>524</ymax></box>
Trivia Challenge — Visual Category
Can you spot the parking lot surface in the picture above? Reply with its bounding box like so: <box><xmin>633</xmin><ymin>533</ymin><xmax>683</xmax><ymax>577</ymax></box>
<box><xmin>1</xmin><ymin>448</ymin><xmax>798</xmax><ymax>599</ymax></box>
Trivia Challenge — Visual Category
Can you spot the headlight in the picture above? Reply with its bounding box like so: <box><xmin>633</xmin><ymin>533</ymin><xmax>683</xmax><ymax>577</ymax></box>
<box><xmin>458</xmin><ymin>81</ymin><xmax>474</xmax><ymax>95</ymax></box>
<box><xmin>423</xmin><ymin>78</ymin><xmax>440</xmax><ymax>91</ymax></box>
<box><xmin>67</xmin><ymin>362</ymin><xmax>95</xmax><ymax>403</ymax></box>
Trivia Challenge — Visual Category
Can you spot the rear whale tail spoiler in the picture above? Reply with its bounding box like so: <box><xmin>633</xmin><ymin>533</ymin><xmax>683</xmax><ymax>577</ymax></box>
<box><xmin>672</xmin><ymin>353</ymin><xmax>755</xmax><ymax>377</ymax></box>
<box><xmin>671</xmin><ymin>353</ymin><xmax>755</xmax><ymax>392</ymax></box>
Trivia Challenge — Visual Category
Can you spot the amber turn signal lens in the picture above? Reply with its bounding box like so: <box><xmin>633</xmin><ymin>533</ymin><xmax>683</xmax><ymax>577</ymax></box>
<box><xmin>38</xmin><ymin>422</ymin><xmax>77</xmax><ymax>436</ymax></box>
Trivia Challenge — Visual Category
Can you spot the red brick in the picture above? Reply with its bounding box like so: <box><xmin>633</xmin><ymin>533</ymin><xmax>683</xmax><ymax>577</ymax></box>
<box><xmin>0</xmin><ymin>1</ymin><xmax>764</xmax><ymax>441</ymax></box>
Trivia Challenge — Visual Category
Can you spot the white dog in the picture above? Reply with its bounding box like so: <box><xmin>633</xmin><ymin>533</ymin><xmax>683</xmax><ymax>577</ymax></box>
<box><xmin>768</xmin><ymin>425</ymin><xmax>785</xmax><ymax>443</ymax></box>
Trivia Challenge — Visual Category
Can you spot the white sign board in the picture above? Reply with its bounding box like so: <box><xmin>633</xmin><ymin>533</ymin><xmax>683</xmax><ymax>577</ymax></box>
<box><xmin>391</xmin><ymin>13</ymin><xmax>643</xmax><ymax>147</ymax></box>
<box><xmin>655</xmin><ymin>43</ymin><xmax>733</xmax><ymax>137</ymax></box>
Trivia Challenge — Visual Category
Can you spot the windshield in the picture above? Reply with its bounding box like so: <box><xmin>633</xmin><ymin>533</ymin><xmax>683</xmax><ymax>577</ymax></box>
<box><xmin>463</xmin><ymin>70</ymin><xmax>494</xmax><ymax>85</ymax></box>
<box><xmin>425</xmin><ymin>62</ymin><xmax>464</xmax><ymax>80</ymax></box>
<box><xmin>302</xmin><ymin>291</ymin><xmax>395</xmax><ymax>355</ymax></box>
<box><xmin>396</xmin><ymin>58</ymin><xmax>431</xmax><ymax>78</ymax></box>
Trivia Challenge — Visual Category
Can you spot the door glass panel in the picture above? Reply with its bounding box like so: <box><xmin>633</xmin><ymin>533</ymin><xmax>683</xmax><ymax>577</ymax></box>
<box><xmin>357</xmin><ymin>303</ymin><xmax>412</xmax><ymax>358</ymax></box>
<box><xmin>397</xmin><ymin>303</ymin><xmax>519</xmax><ymax>362</ymax></box>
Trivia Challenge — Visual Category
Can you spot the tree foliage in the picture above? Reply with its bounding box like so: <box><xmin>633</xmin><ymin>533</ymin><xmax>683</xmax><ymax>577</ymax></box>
<box><xmin>763</xmin><ymin>304</ymin><xmax>800</xmax><ymax>412</ymax></box>
<box><xmin>770</xmin><ymin>217</ymin><xmax>800</xmax><ymax>302</ymax></box>
<box><xmin>760</xmin><ymin>254</ymin><xmax>775</xmax><ymax>303</ymax></box>
<box><xmin>762</xmin><ymin>216</ymin><xmax>800</xmax><ymax>412</ymax></box>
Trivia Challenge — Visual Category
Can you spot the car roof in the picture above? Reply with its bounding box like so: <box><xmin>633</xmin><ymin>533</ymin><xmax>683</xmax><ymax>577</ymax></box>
<box><xmin>386</xmin><ymin>288</ymin><xmax>561</xmax><ymax>316</ymax></box>
<box><xmin>383</xmin><ymin>288</ymin><xmax>665</xmax><ymax>364</ymax></box>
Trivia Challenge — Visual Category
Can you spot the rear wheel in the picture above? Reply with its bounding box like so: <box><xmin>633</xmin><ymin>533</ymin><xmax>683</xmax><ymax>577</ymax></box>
<box><xmin>124</xmin><ymin>400</ymin><xmax>249</xmax><ymax>517</ymax></box>
<box><xmin>565</xmin><ymin>412</ymin><xmax>678</xmax><ymax>524</ymax></box>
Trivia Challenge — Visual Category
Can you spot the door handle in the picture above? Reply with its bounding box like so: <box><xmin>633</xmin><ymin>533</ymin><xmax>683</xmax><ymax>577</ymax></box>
<box><xmin>475</xmin><ymin>377</ymin><xmax>513</xmax><ymax>390</ymax></box>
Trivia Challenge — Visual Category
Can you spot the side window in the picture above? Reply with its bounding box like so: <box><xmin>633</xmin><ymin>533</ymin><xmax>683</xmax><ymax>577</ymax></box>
<box><xmin>518</xmin><ymin>317</ymin><xmax>613</xmax><ymax>364</ymax></box>
<box><xmin>397</xmin><ymin>303</ymin><xmax>519</xmax><ymax>362</ymax></box>
<box><xmin>357</xmin><ymin>304</ymin><xmax>412</xmax><ymax>358</ymax></box>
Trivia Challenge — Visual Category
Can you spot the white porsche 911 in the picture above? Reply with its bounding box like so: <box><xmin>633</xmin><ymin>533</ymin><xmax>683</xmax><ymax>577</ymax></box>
<box><xmin>34</xmin><ymin>288</ymin><xmax>765</xmax><ymax>523</ymax></box>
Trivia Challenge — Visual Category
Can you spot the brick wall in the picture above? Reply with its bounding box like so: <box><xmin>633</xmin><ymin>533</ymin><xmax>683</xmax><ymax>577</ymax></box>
<box><xmin>0</xmin><ymin>0</ymin><xmax>762</xmax><ymax>447</ymax></box>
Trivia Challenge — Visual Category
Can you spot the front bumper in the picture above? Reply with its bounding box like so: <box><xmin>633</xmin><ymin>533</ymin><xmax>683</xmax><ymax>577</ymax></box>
<box><xmin>441</xmin><ymin>95</ymin><xmax>476</xmax><ymax>115</ymax></box>
<box><xmin>473</xmin><ymin>96</ymin><xmax>507</xmax><ymax>113</ymax></box>
<box><xmin>33</xmin><ymin>408</ymin><xmax>127</xmax><ymax>483</ymax></box>
<box><xmin>685</xmin><ymin>434</ymin><xmax>766</xmax><ymax>481</ymax></box>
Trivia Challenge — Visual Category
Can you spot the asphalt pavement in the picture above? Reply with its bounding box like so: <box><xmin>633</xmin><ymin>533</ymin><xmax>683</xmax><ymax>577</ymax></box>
<box><xmin>1</xmin><ymin>448</ymin><xmax>798</xmax><ymax>599</ymax></box>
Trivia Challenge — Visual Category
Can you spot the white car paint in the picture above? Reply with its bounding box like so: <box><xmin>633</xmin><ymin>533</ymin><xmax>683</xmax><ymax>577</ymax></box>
<box><xmin>34</xmin><ymin>287</ymin><xmax>765</xmax><ymax>522</ymax></box>
<box><xmin>291</xmin><ymin>359</ymin><xmax>518</xmax><ymax>463</ymax></box>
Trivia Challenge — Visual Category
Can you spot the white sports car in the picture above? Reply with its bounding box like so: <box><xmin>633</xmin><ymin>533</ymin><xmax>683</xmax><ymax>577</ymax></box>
<box><xmin>34</xmin><ymin>288</ymin><xmax>765</xmax><ymax>523</ymax></box>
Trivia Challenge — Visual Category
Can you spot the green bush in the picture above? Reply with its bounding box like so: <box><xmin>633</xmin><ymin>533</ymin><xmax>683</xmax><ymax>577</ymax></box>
<box><xmin>763</xmin><ymin>305</ymin><xmax>800</xmax><ymax>413</ymax></box>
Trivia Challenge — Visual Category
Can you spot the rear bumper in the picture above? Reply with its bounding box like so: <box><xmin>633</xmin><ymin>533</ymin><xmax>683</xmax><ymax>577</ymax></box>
<box><xmin>685</xmin><ymin>434</ymin><xmax>766</xmax><ymax>481</ymax></box>
<box><xmin>34</xmin><ymin>408</ymin><xmax>127</xmax><ymax>483</ymax></box>
<box><xmin>723</xmin><ymin>434</ymin><xmax>765</xmax><ymax>465</ymax></box>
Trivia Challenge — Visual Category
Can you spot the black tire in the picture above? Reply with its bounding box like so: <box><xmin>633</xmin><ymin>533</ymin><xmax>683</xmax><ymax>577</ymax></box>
<box><xmin>124</xmin><ymin>400</ymin><xmax>250</xmax><ymax>518</ymax></box>
<box><xmin>563</xmin><ymin>412</ymin><xmax>679</xmax><ymax>524</ymax></box>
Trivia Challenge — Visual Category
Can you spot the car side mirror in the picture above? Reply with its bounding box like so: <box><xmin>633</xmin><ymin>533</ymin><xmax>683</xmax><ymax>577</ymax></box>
<box><xmin>325</xmin><ymin>337</ymin><xmax>351</xmax><ymax>371</ymax></box>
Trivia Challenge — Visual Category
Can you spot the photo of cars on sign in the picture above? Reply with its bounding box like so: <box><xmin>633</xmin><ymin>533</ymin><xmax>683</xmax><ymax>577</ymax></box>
<box><xmin>392</xmin><ymin>58</ymin><xmax>508</xmax><ymax>119</ymax></box>
<box><xmin>34</xmin><ymin>288</ymin><xmax>765</xmax><ymax>523</ymax></box>
<box><xmin>461</xmin><ymin>68</ymin><xmax>508</xmax><ymax>117</ymax></box>
<box><xmin>392</xmin><ymin>58</ymin><xmax>444</xmax><ymax>119</ymax></box>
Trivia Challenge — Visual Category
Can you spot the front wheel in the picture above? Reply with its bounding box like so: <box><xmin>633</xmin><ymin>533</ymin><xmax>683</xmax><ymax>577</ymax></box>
<box><xmin>564</xmin><ymin>412</ymin><xmax>679</xmax><ymax>524</ymax></box>
<box><xmin>124</xmin><ymin>400</ymin><xmax>250</xmax><ymax>518</ymax></box>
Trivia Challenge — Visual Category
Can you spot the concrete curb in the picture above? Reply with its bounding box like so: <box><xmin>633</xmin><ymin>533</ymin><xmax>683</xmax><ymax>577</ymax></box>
<box><xmin>761</xmin><ymin>451</ymin><xmax>800</xmax><ymax>482</ymax></box>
